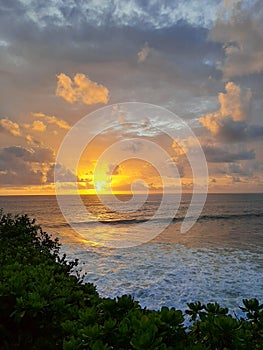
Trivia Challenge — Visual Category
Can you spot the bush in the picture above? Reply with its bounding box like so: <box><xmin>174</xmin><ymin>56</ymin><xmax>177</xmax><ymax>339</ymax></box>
<box><xmin>0</xmin><ymin>210</ymin><xmax>262</xmax><ymax>349</ymax></box>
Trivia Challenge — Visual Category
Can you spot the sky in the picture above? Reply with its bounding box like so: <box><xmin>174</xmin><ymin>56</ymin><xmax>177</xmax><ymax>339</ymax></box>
<box><xmin>0</xmin><ymin>0</ymin><xmax>262</xmax><ymax>195</ymax></box>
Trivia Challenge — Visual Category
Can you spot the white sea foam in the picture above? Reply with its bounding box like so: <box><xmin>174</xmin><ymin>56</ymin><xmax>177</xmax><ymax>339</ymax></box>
<box><xmin>61</xmin><ymin>242</ymin><xmax>263</xmax><ymax>315</ymax></box>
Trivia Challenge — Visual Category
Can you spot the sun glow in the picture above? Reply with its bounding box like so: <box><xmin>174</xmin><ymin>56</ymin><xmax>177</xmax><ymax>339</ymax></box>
<box><xmin>94</xmin><ymin>180</ymin><xmax>107</xmax><ymax>193</ymax></box>
<box><xmin>92</xmin><ymin>165</ymin><xmax>112</xmax><ymax>194</ymax></box>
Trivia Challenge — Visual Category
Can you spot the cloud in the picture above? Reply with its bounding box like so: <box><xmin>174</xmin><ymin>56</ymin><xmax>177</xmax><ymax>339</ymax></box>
<box><xmin>32</xmin><ymin>112</ymin><xmax>70</xmax><ymax>130</ymax></box>
<box><xmin>0</xmin><ymin>1</ymin><xmax>220</xmax><ymax>32</ymax></box>
<box><xmin>44</xmin><ymin>116</ymin><xmax>70</xmax><ymax>130</ymax></box>
<box><xmin>26</xmin><ymin>147</ymin><xmax>54</xmax><ymax>163</ymax></box>
<box><xmin>0</xmin><ymin>118</ymin><xmax>21</xmax><ymax>136</ymax></box>
<box><xmin>25</xmin><ymin>134</ymin><xmax>42</xmax><ymax>146</ymax></box>
<box><xmin>137</xmin><ymin>42</ymin><xmax>150</xmax><ymax>63</ymax></box>
<box><xmin>121</xmin><ymin>140</ymin><xmax>145</xmax><ymax>153</ymax></box>
<box><xmin>228</xmin><ymin>163</ymin><xmax>253</xmax><ymax>177</ymax></box>
<box><xmin>199</xmin><ymin>82</ymin><xmax>263</xmax><ymax>141</ymax></box>
<box><xmin>203</xmin><ymin>144</ymin><xmax>255</xmax><ymax>163</ymax></box>
<box><xmin>217</xmin><ymin>162</ymin><xmax>253</xmax><ymax>177</ymax></box>
<box><xmin>0</xmin><ymin>146</ymin><xmax>54</xmax><ymax>164</ymax></box>
<box><xmin>0</xmin><ymin>146</ymin><xmax>54</xmax><ymax>185</ymax></box>
<box><xmin>200</xmin><ymin>115</ymin><xmax>238</xmax><ymax>140</ymax></box>
<box><xmin>107</xmin><ymin>164</ymin><xmax>120</xmax><ymax>176</ymax></box>
<box><xmin>172</xmin><ymin>136</ymin><xmax>201</xmax><ymax>156</ymax></box>
<box><xmin>0</xmin><ymin>0</ymin><xmax>223</xmax><ymax>123</ymax></box>
<box><xmin>31</xmin><ymin>120</ymin><xmax>46</xmax><ymax>132</ymax></box>
<box><xmin>56</xmin><ymin>73</ymin><xmax>109</xmax><ymax>105</ymax></box>
<box><xmin>217</xmin><ymin>82</ymin><xmax>251</xmax><ymax>122</ymax></box>
<box><xmin>0</xmin><ymin>170</ymin><xmax>43</xmax><ymax>186</ymax></box>
<box><xmin>46</xmin><ymin>163</ymin><xmax>76</xmax><ymax>184</ymax></box>
<box><xmin>210</xmin><ymin>0</ymin><xmax>263</xmax><ymax>79</ymax></box>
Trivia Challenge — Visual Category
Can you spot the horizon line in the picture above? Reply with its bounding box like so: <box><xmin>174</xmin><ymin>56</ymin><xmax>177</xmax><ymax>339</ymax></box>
<box><xmin>0</xmin><ymin>192</ymin><xmax>262</xmax><ymax>197</ymax></box>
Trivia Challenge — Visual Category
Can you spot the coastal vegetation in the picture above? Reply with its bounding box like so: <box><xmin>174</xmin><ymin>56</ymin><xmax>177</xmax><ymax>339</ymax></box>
<box><xmin>0</xmin><ymin>210</ymin><xmax>262</xmax><ymax>349</ymax></box>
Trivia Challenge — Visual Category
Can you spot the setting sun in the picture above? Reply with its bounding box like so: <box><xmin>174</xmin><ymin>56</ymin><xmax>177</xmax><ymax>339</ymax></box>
<box><xmin>94</xmin><ymin>180</ymin><xmax>108</xmax><ymax>193</ymax></box>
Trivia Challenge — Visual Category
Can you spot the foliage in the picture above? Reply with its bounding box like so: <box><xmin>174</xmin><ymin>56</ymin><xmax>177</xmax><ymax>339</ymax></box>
<box><xmin>0</xmin><ymin>210</ymin><xmax>262</xmax><ymax>349</ymax></box>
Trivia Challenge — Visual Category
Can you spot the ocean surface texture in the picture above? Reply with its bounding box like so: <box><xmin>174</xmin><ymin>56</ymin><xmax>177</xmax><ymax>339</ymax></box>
<box><xmin>1</xmin><ymin>193</ymin><xmax>262</xmax><ymax>315</ymax></box>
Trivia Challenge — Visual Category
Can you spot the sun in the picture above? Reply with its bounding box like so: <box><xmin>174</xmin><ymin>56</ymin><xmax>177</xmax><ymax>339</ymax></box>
<box><xmin>94</xmin><ymin>180</ymin><xmax>107</xmax><ymax>193</ymax></box>
<box><xmin>93</xmin><ymin>166</ymin><xmax>111</xmax><ymax>194</ymax></box>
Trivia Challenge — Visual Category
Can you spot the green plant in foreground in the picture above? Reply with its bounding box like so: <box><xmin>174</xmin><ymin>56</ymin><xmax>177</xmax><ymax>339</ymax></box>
<box><xmin>0</xmin><ymin>210</ymin><xmax>262</xmax><ymax>349</ymax></box>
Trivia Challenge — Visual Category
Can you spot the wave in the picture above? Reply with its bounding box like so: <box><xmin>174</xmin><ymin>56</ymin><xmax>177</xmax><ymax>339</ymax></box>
<box><xmin>197</xmin><ymin>212</ymin><xmax>263</xmax><ymax>222</ymax></box>
<box><xmin>45</xmin><ymin>212</ymin><xmax>263</xmax><ymax>228</ymax></box>
<box><xmin>100</xmin><ymin>212</ymin><xmax>262</xmax><ymax>225</ymax></box>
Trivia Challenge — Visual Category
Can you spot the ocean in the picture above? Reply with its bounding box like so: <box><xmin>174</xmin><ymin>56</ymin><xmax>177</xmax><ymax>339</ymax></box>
<box><xmin>0</xmin><ymin>193</ymin><xmax>262</xmax><ymax>315</ymax></box>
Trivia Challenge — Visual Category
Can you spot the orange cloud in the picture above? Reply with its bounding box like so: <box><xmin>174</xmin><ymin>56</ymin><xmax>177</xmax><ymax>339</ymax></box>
<box><xmin>32</xmin><ymin>112</ymin><xmax>70</xmax><ymax>130</ymax></box>
<box><xmin>56</xmin><ymin>73</ymin><xmax>109</xmax><ymax>105</ymax></box>
<box><xmin>0</xmin><ymin>118</ymin><xmax>21</xmax><ymax>136</ymax></box>
<box><xmin>31</xmin><ymin>120</ymin><xmax>46</xmax><ymax>132</ymax></box>
<box><xmin>199</xmin><ymin>82</ymin><xmax>251</xmax><ymax>136</ymax></box>
<box><xmin>217</xmin><ymin>82</ymin><xmax>251</xmax><ymax>122</ymax></box>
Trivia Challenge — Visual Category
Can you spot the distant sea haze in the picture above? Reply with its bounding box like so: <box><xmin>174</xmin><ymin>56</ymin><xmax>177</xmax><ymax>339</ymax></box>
<box><xmin>1</xmin><ymin>193</ymin><xmax>262</xmax><ymax>313</ymax></box>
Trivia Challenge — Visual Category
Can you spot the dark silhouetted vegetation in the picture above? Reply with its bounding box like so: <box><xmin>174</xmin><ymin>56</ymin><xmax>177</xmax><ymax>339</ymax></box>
<box><xmin>0</xmin><ymin>210</ymin><xmax>262</xmax><ymax>349</ymax></box>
